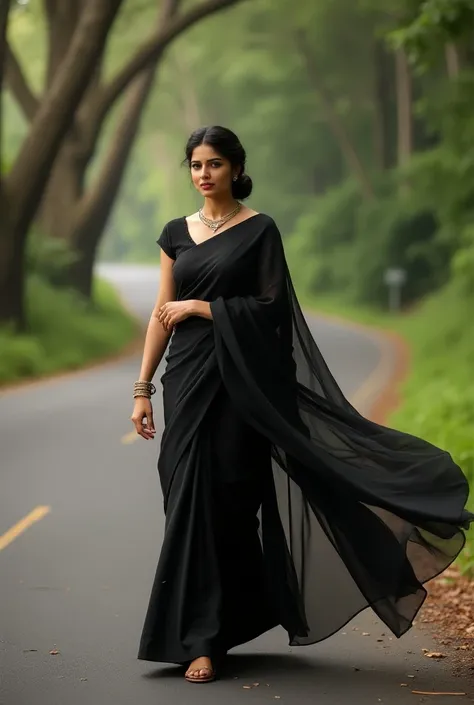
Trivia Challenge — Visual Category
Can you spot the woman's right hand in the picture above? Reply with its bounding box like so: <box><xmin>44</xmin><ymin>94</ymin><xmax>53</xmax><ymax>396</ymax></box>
<box><xmin>131</xmin><ymin>397</ymin><xmax>156</xmax><ymax>440</ymax></box>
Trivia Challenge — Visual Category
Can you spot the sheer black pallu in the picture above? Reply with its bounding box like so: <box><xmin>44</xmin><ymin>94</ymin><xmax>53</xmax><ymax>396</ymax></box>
<box><xmin>138</xmin><ymin>214</ymin><xmax>473</xmax><ymax>664</ymax></box>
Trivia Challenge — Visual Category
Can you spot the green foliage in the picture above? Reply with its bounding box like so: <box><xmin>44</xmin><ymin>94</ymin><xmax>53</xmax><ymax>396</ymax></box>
<box><xmin>451</xmin><ymin>223</ymin><xmax>474</xmax><ymax>294</ymax></box>
<box><xmin>288</xmin><ymin>174</ymin><xmax>452</xmax><ymax>308</ymax></box>
<box><xmin>0</xmin><ymin>276</ymin><xmax>137</xmax><ymax>385</ymax></box>
<box><xmin>355</xmin><ymin>194</ymin><xmax>451</xmax><ymax>305</ymax></box>
<box><xmin>286</xmin><ymin>181</ymin><xmax>363</xmax><ymax>295</ymax></box>
<box><xmin>391</xmin><ymin>0</ymin><xmax>474</xmax><ymax>68</ymax></box>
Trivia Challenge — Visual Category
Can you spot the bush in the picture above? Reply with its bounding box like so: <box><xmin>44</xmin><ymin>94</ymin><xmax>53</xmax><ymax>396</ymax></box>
<box><xmin>286</xmin><ymin>180</ymin><xmax>363</xmax><ymax>295</ymax></box>
<box><xmin>0</xmin><ymin>276</ymin><xmax>138</xmax><ymax>384</ymax></box>
<box><xmin>287</xmin><ymin>175</ymin><xmax>454</xmax><ymax>309</ymax></box>
<box><xmin>354</xmin><ymin>197</ymin><xmax>450</xmax><ymax>307</ymax></box>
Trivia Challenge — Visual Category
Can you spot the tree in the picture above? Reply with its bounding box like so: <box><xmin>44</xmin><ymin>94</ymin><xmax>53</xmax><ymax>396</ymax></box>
<box><xmin>0</xmin><ymin>0</ymin><xmax>124</xmax><ymax>328</ymax></box>
<box><xmin>6</xmin><ymin>0</ymin><xmax>246</xmax><ymax>299</ymax></box>
<box><xmin>294</xmin><ymin>28</ymin><xmax>375</xmax><ymax>200</ymax></box>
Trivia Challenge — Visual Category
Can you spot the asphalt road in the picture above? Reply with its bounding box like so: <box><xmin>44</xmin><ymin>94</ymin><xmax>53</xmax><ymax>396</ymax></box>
<box><xmin>1</xmin><ymin>264</ymin><xmax>471</xmax><ymax>705</ymax></box>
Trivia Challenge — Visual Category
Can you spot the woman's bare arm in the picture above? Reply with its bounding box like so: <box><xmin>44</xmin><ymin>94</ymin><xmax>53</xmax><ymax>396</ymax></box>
<box><xmin>138</xmin><ymin>250</ymin><xmax>176</xmax><ymax>382</ymax></box>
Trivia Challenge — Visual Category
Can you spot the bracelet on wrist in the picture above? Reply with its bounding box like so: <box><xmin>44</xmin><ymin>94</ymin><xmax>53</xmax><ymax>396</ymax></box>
<box><xmin>133</xmin><ymin>380</ymin><xmax>156</xmax><ymax>399</ymax></box>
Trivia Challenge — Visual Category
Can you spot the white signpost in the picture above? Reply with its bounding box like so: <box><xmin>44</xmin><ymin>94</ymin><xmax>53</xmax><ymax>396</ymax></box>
<box><xmin>383</xmin><ymin>267</ymin><xmax>407</xmax><ymax>312</ymax></box>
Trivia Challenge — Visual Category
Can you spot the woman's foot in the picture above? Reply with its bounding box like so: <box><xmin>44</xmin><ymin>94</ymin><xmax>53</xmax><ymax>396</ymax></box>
<box><xmin>185</xmin><ymin>656</ymin><xmax>216</xmax><ymax>683</ymax></box>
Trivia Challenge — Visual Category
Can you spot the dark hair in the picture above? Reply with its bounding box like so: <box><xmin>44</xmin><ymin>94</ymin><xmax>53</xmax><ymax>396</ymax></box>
<box><xmin>184</xmin><ymin>125</ymin><xmax>253</xmax><ymax>200</ymax></box>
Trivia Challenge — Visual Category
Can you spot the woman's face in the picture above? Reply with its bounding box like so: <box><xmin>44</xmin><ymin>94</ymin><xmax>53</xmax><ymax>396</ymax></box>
<box><xmin>190</xmin><ymin>144</ymin><xmax>238</xmax><ymax>199</ymax></box>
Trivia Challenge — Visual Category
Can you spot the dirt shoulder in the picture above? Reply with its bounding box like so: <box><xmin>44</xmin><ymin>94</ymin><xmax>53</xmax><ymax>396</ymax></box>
<box><xmin>364</xmin><ymin>322</ymin><xmax>473</xmax><ymax>682</ymax></box>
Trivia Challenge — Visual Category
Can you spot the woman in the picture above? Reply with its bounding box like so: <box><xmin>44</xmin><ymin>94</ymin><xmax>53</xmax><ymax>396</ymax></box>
<box><xmin>132</xmin><ymin>125</ymin><xmax>473</xmax><ymax>684</ymax></box>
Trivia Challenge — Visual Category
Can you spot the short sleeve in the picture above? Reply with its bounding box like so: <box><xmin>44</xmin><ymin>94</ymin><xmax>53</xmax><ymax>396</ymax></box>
<box><xmin>156</xmin><ymin>223</ymin><xmax>175</xmax><ymax>260</ymax></box>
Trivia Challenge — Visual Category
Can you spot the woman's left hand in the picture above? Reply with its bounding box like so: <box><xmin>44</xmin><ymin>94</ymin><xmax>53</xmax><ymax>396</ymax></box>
<box><xmin>158</xmin><ymin>300</ymin><xmax>196</xmax><ymax>332</ymax></box>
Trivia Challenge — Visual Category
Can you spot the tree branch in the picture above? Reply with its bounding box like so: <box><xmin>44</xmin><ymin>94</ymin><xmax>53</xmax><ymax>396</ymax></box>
<box><xmin>159</xmin><ymin>0</ymin><xmax>182</xmax><ymax>22</ymax></box>
<box><xmin>395</xmin><ymin>47</ymin><xmax>412</xmax><ymax>166</ymax></box>
<box><xmin>6</xmin><ymin>0</ymin><xmax>124</xmax><ymax>230</ymax></box>
<box><xmin>45</xmin><ymin>0</ymin><xmax>82</xmax><ymax>88</ymax></box>
<box><xmin>5</xmin><ymin>44</ymin><xmax>40</xmax><ymax>121</ymax></box>
<box><xmin>74</xmin><ymin>67</ymin><xmax>157</xmax><ymax>247</ymax></box>
<box><xmin>99</xmin><ymin>0</ymin><xmax>245</xmax><ymax>116</ymax></box>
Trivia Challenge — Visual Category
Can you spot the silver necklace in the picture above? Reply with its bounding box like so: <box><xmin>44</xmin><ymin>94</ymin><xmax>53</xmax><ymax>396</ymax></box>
<box><xmin>198</xmin><ymin>203</ymin><xmax>241</xmax><ymax>233</ymax></box>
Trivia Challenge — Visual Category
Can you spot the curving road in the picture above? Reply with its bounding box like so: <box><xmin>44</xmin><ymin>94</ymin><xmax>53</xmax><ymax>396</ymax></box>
<box><xmin>0</xmin><ymin>264</ymin><xmax>470</xmax><ymax>705</ymax></box>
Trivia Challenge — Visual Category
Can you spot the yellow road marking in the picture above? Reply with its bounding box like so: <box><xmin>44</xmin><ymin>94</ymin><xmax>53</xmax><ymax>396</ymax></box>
<box><xmin>0</xmin><ymin>505</ymin><xmax>51</xmax><ymax>551</ymax></box>
<box><xmin>121</xmin><ymin>430</ymin><xmax>140</xmax><ymax>445</ymax></box>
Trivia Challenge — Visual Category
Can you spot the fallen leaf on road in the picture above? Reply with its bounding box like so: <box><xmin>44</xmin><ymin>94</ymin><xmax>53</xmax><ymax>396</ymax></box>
<box><xmin>424</xmin><ymin>652</ymin><xmax>446</xmax><ymax>659</ymax></box>
<box><xmin>412</xmin><ymin>691</ymin><xmax>466</xmax><ymax>697</ymax></box>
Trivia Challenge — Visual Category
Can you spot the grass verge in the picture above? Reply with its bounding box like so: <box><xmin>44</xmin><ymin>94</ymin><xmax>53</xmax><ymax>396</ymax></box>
<box><xmin>0</xmin><ymin>275</ymin><xmax>138</xmax><ymax>386</ymax></box>
<box><xmin>299</xmin><ymin>285</ymin><xmax>474</xmax><ymax>577</ymax></box>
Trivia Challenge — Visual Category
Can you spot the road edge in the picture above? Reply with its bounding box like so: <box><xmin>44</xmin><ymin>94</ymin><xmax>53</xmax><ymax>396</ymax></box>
<box><xmin>0</xmin><ymin>287</ymin><xmax>145</xmax><ymax>396</ymax></box>
<box><xmin>307</xmin><ymin>308</ymin><xmax>411</xmax><ymax>424</ymax></box>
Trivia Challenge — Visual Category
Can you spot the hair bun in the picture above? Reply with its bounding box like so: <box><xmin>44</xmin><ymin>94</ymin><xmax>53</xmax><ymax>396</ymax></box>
<box><xmin>232</xmin><ymin>173</ymin><xmax>253</xmax><ymax>200</ymax></box>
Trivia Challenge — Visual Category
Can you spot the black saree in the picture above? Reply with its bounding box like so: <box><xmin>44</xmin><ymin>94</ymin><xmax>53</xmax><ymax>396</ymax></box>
<box><xmin>137</xmin><ymin>213</ymin><xmax>473</xmax><ymax>665</ymax></box>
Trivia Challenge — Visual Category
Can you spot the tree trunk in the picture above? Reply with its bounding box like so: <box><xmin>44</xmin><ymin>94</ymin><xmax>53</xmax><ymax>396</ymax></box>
<box><xmin>295</xmin><ymin>30</ymin><xmax>375</xmax><ymax>200</ymax></box>
<box><xmin>373</xmin><ymin>40</ymin><xmax>395</xmax><ymax>171</ymax></box>
<box><xmin>65</xmin><ymin>234</ymin><xmax>98</xmax><ymax>302</ymax></box>
<box><xmin>445</xmin><ymin>43</ymin><xmax>460</xmax><ymax>80</ymax></box>
<box><xmin>0</xmin><ymin>0</ymin><xmax>123</xmax><ymax>327</ymax></box>
<box><xmin>172</xmin><ymin>51</ymin><xmax>204</xmax><ymax>131</ymax></box>
<box><xmin>68</xmin><ymin>69</ymin><xmax>157</xmax><ymax>297</ymax></box>
<box><xmin>39</xmin><ymin>142</ymin><xmax>87</xmax><ymax>241</ymax></box>
<box><xmin>395</xmin><ymin>47</ymin><xmax>412</xmax><ymax>166</ymax></box>
<box><xmin>0</xmin><ymin>207</ymin><xmax>26</xmax><ymax>327</ymax></box>
<box><xmin>0</xmin><ymin>2</ymin><xmax>23</xmax><ymax>326</ymax></box>
<box><xmin>38</xmin><ymin>0</ymin><xmax>243</xmax><ymax>298</ymax></box>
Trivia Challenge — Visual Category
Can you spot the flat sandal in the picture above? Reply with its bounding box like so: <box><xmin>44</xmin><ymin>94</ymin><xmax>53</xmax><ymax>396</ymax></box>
<box><xmin>185</xmin><ymin>665</ymin><xmax>216</xmax><ymax>683</ymax></box>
